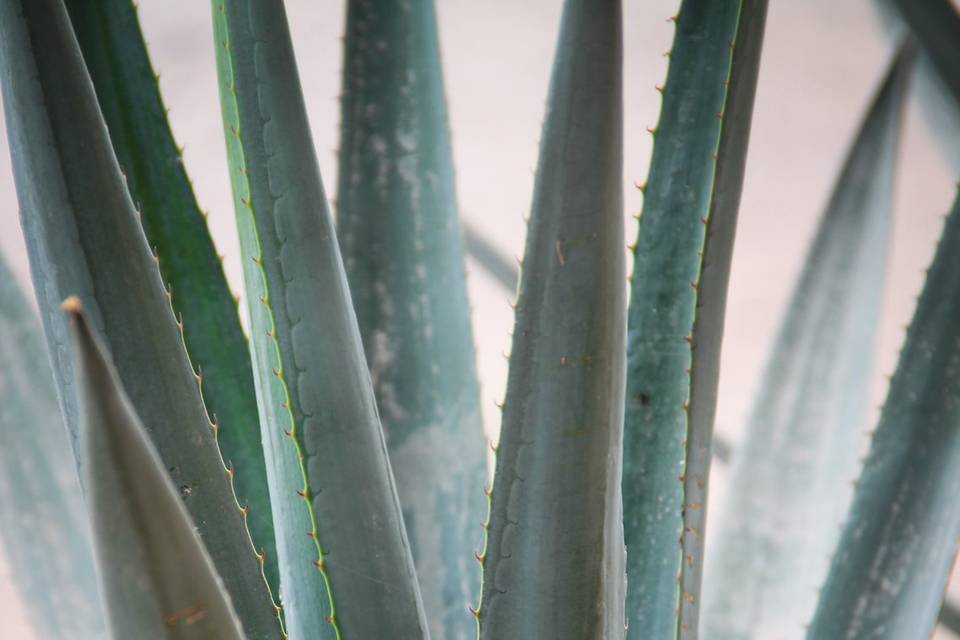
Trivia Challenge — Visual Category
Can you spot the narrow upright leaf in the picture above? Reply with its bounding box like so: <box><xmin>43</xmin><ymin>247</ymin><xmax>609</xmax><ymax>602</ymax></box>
<box><xmin>621</xmin><ymin>1</ymin><xmax>768</xmax><ymax>638</ymax></box>
<box><xmin>336</xmin><ymin>1</ymin><xmax>486</xmax><ymax>636</ymax></box>
<box><xmin>64</xmin><ymin>0</ymin><xmax>278</xmax><ymax>594</ymax></box>
<box><xmin>213</xmin><ymin>1</ymin><xmax>427</xmax><ymax>637</ymax></box>
<box><xmin>702</xmin><ymin>47</ymin><xmax>914</xmax><ymax>640</ymax></box>
<box><xmin>0</xmin><ymin>258</ymin><xmax>104</xmax><ymax>639</ymax></box>
<box><xmin>477</xmin><ymin>1</ymin><xmax>626</xmax><ymax>638</ymax></box>
<box><xmin>66</xmin><ymin>299</ymin><xmax>244</xmax><ymax>640</ymax></box>
<box><xmin>0</xmin><ymin>1</ymin><xmax>280</xmax><ymax>636</ymax></box>
<box><xmin>805</xmin><ymin>190</ymin><xmax>960</xmax><ymax>638</ymax></box>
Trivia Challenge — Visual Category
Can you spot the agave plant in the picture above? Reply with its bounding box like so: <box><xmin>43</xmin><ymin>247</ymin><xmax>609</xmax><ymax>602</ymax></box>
<box><xmin>0</xmin><ymin>0</ymin><xmax>959</xmax><ymax>639</ymax></box>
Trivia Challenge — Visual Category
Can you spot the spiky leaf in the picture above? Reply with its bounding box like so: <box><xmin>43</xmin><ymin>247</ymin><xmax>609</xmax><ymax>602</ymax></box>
<box><xmin>64</xmin><ymin>0</ymin><xmax>278</xmax><ymax>594</ymax></box>
<box><xmin>336</xmin><ymin>1</ymin><xmax>486</xmax><ymax>636</ymax></box>
<box><xmin>702</xmin><ymin>46</ymin><xmax>913</xmax><ymax>640</ymax></box>
<box><xmin>66</xmin><ymin>299</ymin><xmax>244</xmax><ymax>640</ymax></box>
<box><xmin>212</xmin><ymin>1</ymin><xmax>427</xmax><ymax>637</ymax></box>
<box><xmin>621</xmin><ymin>1</ymin><xmax>768</xmax><ymax>637</ymax></box>
<box><xmin>0</xmin><ymin>1</ymin><xmax>280</xmax><ymax>636</ymax></box>
<box><xmin>477</xmin><ymin>1</ymin><xmax>626</xmax><ymax>637</ymax></box>
<box><xmin>805</xmin><ymin>190</ymin><xmax>960</xmax><ymax>637</ymax></box>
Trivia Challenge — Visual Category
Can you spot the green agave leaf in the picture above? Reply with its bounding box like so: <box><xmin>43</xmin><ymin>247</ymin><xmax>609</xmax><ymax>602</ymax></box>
<box><xmin>805</xmin><ymin>198</ymin><xmax>960</xmax><ymax>637</ymax></box>
<box><xmin>621</xmin><ymin>1</ymin><xmax>768</xmax><ymax>638</ymax></box>
<box><xmin>335</xmin><ymin>1</ymin><xmax>486</xmax><ymax>637</ymax></box>
<box><xmin>64</xmin><ymin>0</ymin><xmax>278</xmax><ymax>595</ymax></box>
<box><xmin>0</xmin><ymin>1</ymin><xmax>280</xmax><ymax>637</ymax></box>
<box><xmin>0</xmin><ymin>257</ymin><xmax>104</xmax><ymax>639</ymax></box>
<box><xmin>212</xmin><ymin>1</ymin><xmax>427</xmax><ymax>637</ymax></box>
<box><xmin>66</xmin><ymin>299</ymin><xmax>244</xmax><ymax>640</ymax></box>
<box><xmin>476</xmin><ymin>1</ymin><xmax>626</xmax><ymax>638</ymax></box>
<box><xmin>702</xmin><ymin>46</ymin><xmax>914</xmax><ymax>640</ymax></box>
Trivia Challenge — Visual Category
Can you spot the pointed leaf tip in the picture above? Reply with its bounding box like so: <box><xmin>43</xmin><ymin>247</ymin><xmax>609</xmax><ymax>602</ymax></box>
<box><xmin>61</xmin><ymin>295</ymin><xmax>83</xmax><ymax>314</ymax></box>
<box><xmin>67</xmin><ymin>304</ymin><xmax>246</xmax><ymax>640</ymax></box>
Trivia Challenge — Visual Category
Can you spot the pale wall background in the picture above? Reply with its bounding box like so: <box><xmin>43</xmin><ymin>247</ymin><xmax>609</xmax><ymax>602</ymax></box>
<box><xmin>0</xmin><ymin>0</ymin><xmax>958</xmax><ymax>638</ymax></box>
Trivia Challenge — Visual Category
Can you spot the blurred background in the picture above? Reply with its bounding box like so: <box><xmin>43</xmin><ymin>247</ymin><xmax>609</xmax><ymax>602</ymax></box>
<box><xmin>0</xmin><ymin>0</ymin><xmax>958</xmax><ymax>637</ymax></box>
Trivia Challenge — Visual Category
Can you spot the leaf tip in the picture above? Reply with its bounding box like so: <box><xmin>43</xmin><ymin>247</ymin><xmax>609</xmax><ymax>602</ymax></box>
<box><xmin>61</xmin><ymin>295</ymin><xmax>83</xmax><ymax>314</ymax></box>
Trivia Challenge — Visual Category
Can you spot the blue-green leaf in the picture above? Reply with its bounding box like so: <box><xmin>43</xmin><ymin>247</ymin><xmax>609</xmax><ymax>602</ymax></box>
<box><xmin>0</xmin><ymin>256</ymin><xmax>104</xmax><ymax>639</ymax></box>
<box><xmin>702</xmin><ymin>46</ymin><xmax>914</xmax><ymax>640</ymax></box>
<box><xmin>66</xmin><ymin>299</ymin><xmax>244</xmax><ymax>640</ymax></box>
<box><xmin>622</xmin><ymin>1</ymin><xmax>768</xmax><ymax>638</ymax></box>
<box><xmin>477</xmin><ymin>1</ymin><xmax>626</xmax><ymax>637</ymax></box>
<box><xmin>335</xmin><ymin>1</ymin><xmax>486</xmax><ymax>636</ymax></box>
<box><xmin>64</xmin><ymin>0</ymin><xmax>278</xmax><ymax>595</ymax></box>
<box><xmin>805</xmin><ymin>193</ymin><xmax>960</xmax><ymax>637</ymax></box>
<box><xmin>212</xmin><ymin>1</ymin><xmax>427</xmax><ymax>637</ymax></box>
<box><xmin>0</xmin><ymin>1</ymin><xmax>280</xmax><ymax>636</ymax></box>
